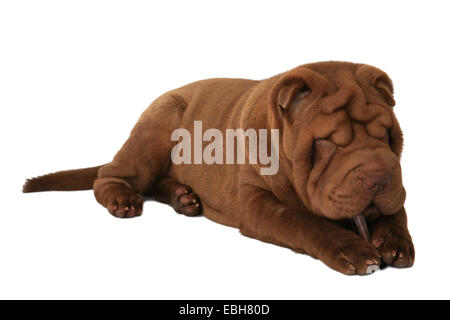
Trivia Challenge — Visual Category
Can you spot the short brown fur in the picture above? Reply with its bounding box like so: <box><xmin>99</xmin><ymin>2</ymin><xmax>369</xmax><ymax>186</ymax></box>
<box><xmin>23</xmin><ymin>61</ymin><xmax>414</xmax><ymax>275</ymax></box>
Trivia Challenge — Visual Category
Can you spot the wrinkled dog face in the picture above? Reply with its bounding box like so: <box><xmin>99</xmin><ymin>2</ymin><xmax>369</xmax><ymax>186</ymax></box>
<box><xmin>273</xmin><ymin>62</ymin><xmax>405</xmax><ymax>220</ymax></box>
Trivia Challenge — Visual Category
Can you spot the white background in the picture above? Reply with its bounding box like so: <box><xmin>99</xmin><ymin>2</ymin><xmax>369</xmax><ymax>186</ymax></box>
<box><xmin>1</xmin><ymin>0</ymin><xmax>449</xmax><ymax>299</ymax></box>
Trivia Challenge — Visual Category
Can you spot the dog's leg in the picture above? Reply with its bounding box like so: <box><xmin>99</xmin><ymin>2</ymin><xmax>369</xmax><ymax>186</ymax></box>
<box><xmin>154</xmin><ymin>177</ymin><xmax>202</xmax><ymax>216</ymax></box>
<box><xmin>370</xmin><ymin>208</ymin><xmax>415</xmax><ymax>268</ymax></box>
<box><xmin>93</xmin><ymin>94</ymin><xmax>186</xmax><ymax>218</ymax></box>
<box><xmin>238</xmin><ymin>184</ymin><xmax>382</xmax><ymax>275</ymax></box>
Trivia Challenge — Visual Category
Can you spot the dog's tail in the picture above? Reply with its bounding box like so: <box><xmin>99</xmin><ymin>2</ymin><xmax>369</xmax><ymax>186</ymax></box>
<box><xmin>22</xmin><ymin>165</ymin><xmax>106</xmax><ymax>193</ymax></box>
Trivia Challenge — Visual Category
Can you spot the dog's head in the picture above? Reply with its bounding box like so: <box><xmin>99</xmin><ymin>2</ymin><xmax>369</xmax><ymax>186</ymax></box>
<box><xmin>270</xmin><ymin>61</ymin><xmax>405</xmax><ymax>221</ymax></box>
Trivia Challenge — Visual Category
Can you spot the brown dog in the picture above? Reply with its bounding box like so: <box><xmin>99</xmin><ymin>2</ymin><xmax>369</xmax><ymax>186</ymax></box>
<box><xmin>23</xmin><ymin>61</ymin><xmax>414</xmax><ymax>275</ymax></box>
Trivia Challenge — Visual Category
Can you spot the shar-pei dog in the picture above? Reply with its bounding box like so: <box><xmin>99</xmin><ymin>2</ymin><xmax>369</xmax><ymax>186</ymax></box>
<box><xmin>24</xmin><ymin>61</ymin><xmax>414</xmax><ymax>275</ymax></box>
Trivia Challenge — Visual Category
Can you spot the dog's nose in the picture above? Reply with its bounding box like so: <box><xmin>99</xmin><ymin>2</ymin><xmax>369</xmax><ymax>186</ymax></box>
<box><xmin>363</xmin><ymin>172</ymin><xmax>392</xmax><ymax>193</ymax></box>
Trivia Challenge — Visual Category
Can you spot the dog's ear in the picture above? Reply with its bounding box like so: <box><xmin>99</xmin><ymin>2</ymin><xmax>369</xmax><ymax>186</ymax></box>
<box><xmin>272</xmin><ymin>68</ymin><xmax>329</xmax><ymax>115</ymax></box>
<box><xmin>356</xmin><ymin>65</ymin><xmax>396</xmax><ymax>107</ymax></box>
<box><xmin>375</xmin><ymin>75</ymin><xmax>395</xmax><ymax>107</ymax></box>
<box><xmin>277</xmin><ymin>79</ymin><xmax>311</xmax><ymax>110</ymax></box>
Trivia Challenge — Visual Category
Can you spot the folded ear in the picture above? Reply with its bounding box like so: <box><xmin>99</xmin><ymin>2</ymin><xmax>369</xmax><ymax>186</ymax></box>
<box><xmin>375</xmin><ymin>75</ymin><xmax>395</xmax><ymax>106</ymax></box>
<box><xmin>277</xmin><ymin>80</ymin><xmax>311</xmax><ymax>110</ymax></box>
<box><xmin>272</xmin><ymin>68</ymin><xmax>329</xmax><ymax>114</ymax></box>
<box><xmin>355</xmin><ymin>65</ymin><xmax>395</xmax><ymax>107</ymax></box>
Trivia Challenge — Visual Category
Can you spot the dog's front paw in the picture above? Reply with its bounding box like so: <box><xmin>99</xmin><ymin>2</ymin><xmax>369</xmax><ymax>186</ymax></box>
<box><xmin>371</xmin><ymin>224</ymin><xmax>415</xmax><ymax>268</ymax></box>
<box><xmin>321</xmin><ymin>230</ymin><xmax>381</xmax><ymax>276</ymax></box>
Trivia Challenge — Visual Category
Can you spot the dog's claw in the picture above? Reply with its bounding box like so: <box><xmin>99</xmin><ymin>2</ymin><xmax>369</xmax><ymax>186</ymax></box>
<box><xmin>366</xmin><ymin>264</ymin><xmax>379</xmax><ymax>274</ymax></box>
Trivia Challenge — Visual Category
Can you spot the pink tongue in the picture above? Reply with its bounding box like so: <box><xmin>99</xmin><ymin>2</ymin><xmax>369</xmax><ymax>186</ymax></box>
<box><xmin>354</xmin><ymin>213</ymin><xmax>371</xmax><ymax>241</ymax></box>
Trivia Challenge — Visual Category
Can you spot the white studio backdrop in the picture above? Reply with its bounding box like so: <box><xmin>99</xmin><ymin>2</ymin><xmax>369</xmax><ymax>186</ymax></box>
<box><xmin>1</xmin><ymin>0</ymin><xmax>449</xmax><ymax>299</ymax></box>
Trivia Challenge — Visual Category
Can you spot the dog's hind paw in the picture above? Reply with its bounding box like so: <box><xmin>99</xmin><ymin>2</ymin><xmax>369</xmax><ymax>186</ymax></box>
<box><xmin>107</xmin><ymin>192</ymin><xmax>143</xmax><ymax>219</ymax></box>
<box><xmin>170</xmin><ymin>185</ymin><xmax>202</xmax><ymax>217</ymax></box>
